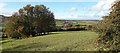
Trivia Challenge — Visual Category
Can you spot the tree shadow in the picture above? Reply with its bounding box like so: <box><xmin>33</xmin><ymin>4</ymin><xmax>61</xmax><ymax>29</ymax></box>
<box><xmin>2</xmin><ymin>41</ymin><xmax>12</xmax><ymax>44</ymax></box>
<box><xmin>1</xmin><ymin>32</ymin><xmax>62</xmax><ymax>44</ymax></box>
<box><xmin>3</xmin><ymin>42</ymin><xmax>49</xmax><ymax>51</ymax></box>
<box><xmin>1</xmin><ymin>38</ymin><xmax>16</xmax><ymax>44</ymax></box>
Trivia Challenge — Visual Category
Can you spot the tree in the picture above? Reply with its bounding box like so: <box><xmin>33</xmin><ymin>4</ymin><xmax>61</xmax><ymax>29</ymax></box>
<box><xmin>95</xmin><ymin>1</ymin><xmax>120</xmax><ymax>51</ymax></box>
<box><xmin>4</xmin><ymin>13</ymin><xmax>26</xmax><ymax>39</ymax></box>
<box><xmin>33</xmin><ymin>5</ymin><xmax>56</xmax><ymax>35</ymax></box>
<box><xmin>4</xmin><ymin>4</ymin><xmax>55</xmax><ymax>39</ymax></box>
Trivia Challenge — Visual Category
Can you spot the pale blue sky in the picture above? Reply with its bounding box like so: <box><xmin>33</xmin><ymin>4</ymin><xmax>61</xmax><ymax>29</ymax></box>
<box><xmin>0</xmin><ymin>0</ymin><xmax>116</xmax><ymax>20</ymax></box>
<box><xmin>0</xmin><ymin>0</ymin><xmax>99</xmax><ymax>2</ymax></box>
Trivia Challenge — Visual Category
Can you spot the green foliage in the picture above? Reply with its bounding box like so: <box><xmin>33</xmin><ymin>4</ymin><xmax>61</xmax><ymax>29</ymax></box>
<box><xmin>95</xmin><ymin>1</ymin><xmax>120</xmax><ymax>51</ymax></box>
<box><xmin>4</xmin><ymin>4</ymin><xmax>55</xmax><ymax>39</ymax></box>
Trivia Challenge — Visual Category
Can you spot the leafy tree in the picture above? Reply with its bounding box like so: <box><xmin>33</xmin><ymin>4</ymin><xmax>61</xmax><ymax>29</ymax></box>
<box><xmin>95</xmin><ymin>1</ymin><xmax>120</xmax><ymax>51</ymax></box>
<box><xmin>4</xmin><ymin>13</ymin><xmax>26</xmax><ymax>39</ymax></box>
<box><xmin>33</xmin><ymin>5</ymin><xmax>56</xmax><ymax>35</ymax></box>
<box><xmin>4</xmin><ymin>4</ymin><xmax>55</xmax><ymax>39</ymax></box>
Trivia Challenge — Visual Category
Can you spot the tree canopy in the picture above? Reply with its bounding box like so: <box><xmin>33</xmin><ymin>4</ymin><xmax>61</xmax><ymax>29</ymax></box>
<box><xmin>4</xmin><ymin>4</ymin><xmax>56</xmax><ymax>39</ymax></box>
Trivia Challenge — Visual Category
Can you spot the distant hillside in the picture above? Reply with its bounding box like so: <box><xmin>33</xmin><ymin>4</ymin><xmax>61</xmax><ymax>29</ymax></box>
<box><xmin>0</xmin><ymin>15</ymin><xmax>100</xmax><ymax>26</ymax></box>
<box><xmin>0</xmin><ymin>15</ymin><xmax>10</xmax><ymax>24</ymax></box>
<box><xmin>55</xmin><ymin>19</ymin><xmax>100</xmax><ymax>26</ymax></box>
<box><xmin>55</xmin><ymin>19</ymin><xmax>100</xmax><ymax>21</ymax></box>
<box><xmin>0</xmin><ymin>15</ymin><xmax>10</xmax><ymax>32</ymax></box>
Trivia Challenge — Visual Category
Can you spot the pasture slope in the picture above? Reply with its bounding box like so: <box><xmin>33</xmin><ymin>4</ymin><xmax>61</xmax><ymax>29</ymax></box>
<box><xmin>1</xmin><ymin>31</ymin><xmax>98</xmax><ymax>51</ymax></box>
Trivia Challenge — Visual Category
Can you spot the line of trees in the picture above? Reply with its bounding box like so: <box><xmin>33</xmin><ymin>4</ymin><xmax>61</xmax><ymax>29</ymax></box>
<box><xmin>95</xmin><ymin>1</ymin><xmax>120</xmax><ymax>51</ymax></box>
<box><xmin>4</xmin><ymin>4</ymin><xmax>56</xmax><ymax>39</ymax></box>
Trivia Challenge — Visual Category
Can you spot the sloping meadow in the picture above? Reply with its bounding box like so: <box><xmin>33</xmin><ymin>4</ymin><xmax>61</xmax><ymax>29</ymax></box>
<box><xmin>1</xmin><ymin>31</ymin><xmax>98</xmax><ymax>51</ymax></box>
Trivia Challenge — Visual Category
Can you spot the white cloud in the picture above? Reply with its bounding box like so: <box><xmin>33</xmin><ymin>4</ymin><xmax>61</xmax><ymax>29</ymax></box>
<box><xmin>0</xmin><ymin>3</ymin><xmax>17</xmax><ymax>16</ymax></box>
<box><xmin>55</xmin><ymin>14</ymin><xmax>81</xmax><ymax>19</ymax></box>
<box><xmin>55</xmin><ymin>13</ymin><xmax>104</xmax><ymax>20</ymax></box>
<box><xmin>88</xmin><ymin>0</ymin><xmax>116</xmax><ymax>11</ymax></box>
<box><xmin>97</xmin><ymin>11</ymin><xmax>105</xmax><ymax>16</ymax></box>
<box><xmin>2</xmin><ymin>10</ymin><xmax>17</xmax><ymax>16</ymax></box>
<box><xmin>69</xmin><ymin>7</ymin><xmax>77</xmax><ymax>12</ymax></box>
<box><xmin>84</xmin><ymin>0</ymin><xmax>117</xmax><ymax>19</ymax></box>
<box><xmin>56</xmin><ymin>0</ymin><xmax>118</xmax><ymax>20</ymax></box>
<box><xmin>55</xmin><ymin>14</ymin><xmax>103</xmax><ymax>20</ymax></box>
<box><xmin>0</xmin><ymin>3</ymin><xmax>6</xmax><ymax>14</ymax></box>
<box><xmin>91</xmin><ymin>0</ymin><xmax>105</xmax><ymax>10</ymax></box>
<box><xmin>102</xmin><ymin>0</ymin><xmax>116</xmax><ymax>10</ymax></box>
<box><xmin>0</xmin><ymin>3</ymin><xmax>6</xmax><ymax>8</ymax></box>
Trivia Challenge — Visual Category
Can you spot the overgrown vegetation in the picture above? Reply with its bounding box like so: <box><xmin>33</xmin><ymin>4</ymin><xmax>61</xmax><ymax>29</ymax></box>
<box><xmin>95</xmin><ymin>1</ymin><xmax>120</xmax><ymax>51</ymax></box>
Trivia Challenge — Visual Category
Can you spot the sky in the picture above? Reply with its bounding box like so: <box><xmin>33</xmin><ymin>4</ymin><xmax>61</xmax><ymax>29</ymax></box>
<box><xmin>0</xmin><ymin>0</ymin><xmax>117</xmax><ymax>20</ymax></box>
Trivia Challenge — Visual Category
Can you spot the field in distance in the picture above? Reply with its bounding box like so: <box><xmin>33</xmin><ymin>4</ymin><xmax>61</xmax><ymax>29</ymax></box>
<box><xmin>55</xmin><ymin>20</ymin><xmax>100</xmax><ymax>26</ymax></box>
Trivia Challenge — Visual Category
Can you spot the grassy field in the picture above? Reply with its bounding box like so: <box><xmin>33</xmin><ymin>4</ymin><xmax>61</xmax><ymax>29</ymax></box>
<box><xmin>1</xmin><ymin>31</ymin><xmax>98</xmax><ymax>51</ymax></box>
<box><xmin>0</xmin><ymin>27</ymin><xmax>2</xmax><ymax>29</ymax></box>
<box><xmin>0</xmin><ymin>24</ymin><xmax>2</xmax><ymax>33</ymax></box>
<box><xmin>56</xmin><ymin>20</ymin><xmax>99</xmax><ymax>26</ymax></box>
<box><xmin>0</xmin><ymin>26</ymin><xmax>2</xmax><ymax>37</ymax></box>
<box><xmin>56</xmin><ymin>21</ymin><xmax>64</xmax><ymax>26</ymax></box>
<box><xmin>0</xmin><ymin>26</ymin><xmax>2</xmax><ymax>30</ymax></box>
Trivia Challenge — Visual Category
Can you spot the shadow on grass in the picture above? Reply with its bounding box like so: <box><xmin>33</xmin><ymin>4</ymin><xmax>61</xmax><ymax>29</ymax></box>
<box><xmin>1</xmin><ymin>38</ymin><xmax>15</xmax><ymax>44</ymax></box>
<box><xmin>1</xmin><ymin>32</ymin><xmax>62</xmax><ymax>45</ymax></box>
<box><xmin>2</xmin><ymin>32</ymin><xmax>63</xmax><ymax>51</ymax></box>
<box><xmin>3</xmin><ymin>42</ymin><xmax>49</xmax><ymax>51</ymax></box>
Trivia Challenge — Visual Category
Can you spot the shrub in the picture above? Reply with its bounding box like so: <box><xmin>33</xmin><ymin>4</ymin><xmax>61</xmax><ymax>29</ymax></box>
<box><xmin>95</xmin><ymin>1</ymin><xmax>120</xmax><ymax>51</ymax></box>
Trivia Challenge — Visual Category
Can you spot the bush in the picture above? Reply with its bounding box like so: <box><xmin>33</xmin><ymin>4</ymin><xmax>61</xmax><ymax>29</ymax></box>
<box><xmin>95</xmin><ymin>1</ymin><xmax>120</xmax><ymax>51</ymax></box>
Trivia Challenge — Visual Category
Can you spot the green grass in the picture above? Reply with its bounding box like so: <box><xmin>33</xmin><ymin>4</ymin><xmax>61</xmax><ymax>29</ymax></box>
<box><xmin>0</xmin><ymin>27</ymin><xmax>1</xmax><ymax>30</ymax></box>
<box><xmin>0</xmin><ymin>25</ymin><xmax>2</xmax><ymax>33</ymax></box>
<box><xmin>56</xmin><ymin>20</ymin><xmax>99</xmax><ymax>26</ymax></box>
<box><xmin>77</xmin><ymin>21</ymin><xmax>99</xmax><ymax>25</ymax></box>
<box><xmin>0</xmin><ymin>26</ymin><xmax>2</xmax><ymax>36</ymax></box>
<box><xmin>56</xmin><ymin>21</ymin><xmax>64</xmax><ymax>26</ymax></box>
<box><xmin>1</xmin><ymin>31</ymin><xmax>98</xmax><ymax>51</ymax></box>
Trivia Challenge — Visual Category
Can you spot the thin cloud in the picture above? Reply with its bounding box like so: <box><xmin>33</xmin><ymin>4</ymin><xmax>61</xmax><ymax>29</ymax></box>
<box><xmin>82</xmin><ymin>0</ymin><xmax>117</xmax><ymax>19</ymax></box>
<box><xmin>69</xmin><ymin>7</ymin><xmax>78</xmax><ymax>12</ymax></box>
<box><xmin>55</xmin><ymin>13</ymin><xmax>104</xmax><ymax>19</ymax></box>
<box><xmin>84</xmin><ymin>0</ymin><xmax>117</xmax><ymax>11</ymax></box>
<box><xmin>97</xmin><ymin>11</ymin><xmax>106</xmax><ymax>16</ymax></box>
<box><xmin>55</xmin><ymin>14</ymin><xmax>102</xmax><ymax>20</ymax></box>
<box><xmin>0</xmin><ymin>3</ymin><xmax>17</xmax><ymax>16</ymax></box>
<box><xmin>0</xmin><ymin>3</ymin><xmax>6</xmax><ymax>8</ymax></box>
<box><xmin>0</xmin><ymin>3</ymin><xmax>6</xmax><ymax>15</ymax></box>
